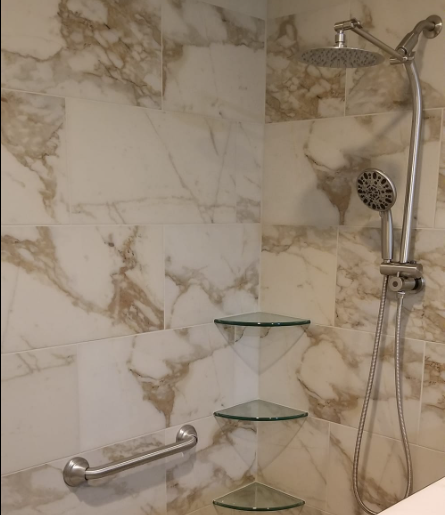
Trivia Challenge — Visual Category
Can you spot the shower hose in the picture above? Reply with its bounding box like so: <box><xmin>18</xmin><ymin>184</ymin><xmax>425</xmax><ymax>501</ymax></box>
<box><xmin>352</xmin><ymin>275</ymin><xmax>414</xmax><ymax>515</ymax></box>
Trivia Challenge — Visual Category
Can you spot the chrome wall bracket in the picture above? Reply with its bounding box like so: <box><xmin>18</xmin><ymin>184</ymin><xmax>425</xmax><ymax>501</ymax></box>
<box><xmin>63</xmin><ymin>425</ymin><xmax>198</xmax><ymax>487</ymax></box>
<box><xmin>380</xmin><ymin>261</ymin><xmax>424</xmax><ymax>294</ymax></box>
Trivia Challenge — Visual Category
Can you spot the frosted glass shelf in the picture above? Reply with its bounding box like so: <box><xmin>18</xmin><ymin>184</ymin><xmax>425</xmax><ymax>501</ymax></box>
<box><xmin>214</xmin><ymin>312</ymin><xmax>310</xmax><ymax>328</ymax></box>
<box><xmin>213</xmin><ymin>482</ymin><xmax>305</xmax><ymax>511</ymax></box>
<box><xmin>214</xmin><ymin>400</ymin><xmax>308</xmax><ymax>422</ymax></box>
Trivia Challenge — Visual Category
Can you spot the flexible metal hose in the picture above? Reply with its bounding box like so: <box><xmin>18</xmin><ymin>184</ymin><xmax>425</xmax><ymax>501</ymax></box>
<box><xmin>352</xmin><ymin>278</ymin><xmax>413</xmax><ymax>514</ymax></box>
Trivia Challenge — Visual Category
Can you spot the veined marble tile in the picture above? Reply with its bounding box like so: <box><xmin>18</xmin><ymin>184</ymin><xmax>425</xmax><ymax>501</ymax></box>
<box><xmin>436</xmin><ymin>111</ymin><xmax>445</xmax><ymax>228</ymax></box>
<box><xmin>261</xmin><ymin>225</ymin><xmax>338</xmax><ymax>325</ymax></box>
<box><xmin>1</xmin><ymin>431</ymin><xmax>166</xmax><ymax>514</ymax></box>
<box><xmin>78</xmin><ymin>324</ymin><xmax>258</xmax><ymax>450</ymax></box>
<box><xmin>263</xmin><ymin>110</ymin><xmax>442</xmax><ymax>228</ymax></box>
<box><xmin>346</xmin><ymin>0</ymin><xmax>445</xmax><ymax>115</ymax></box>
<box><xmin>1</xmin><ymin>346</ymin><xmax>78</xmax><ymax>474</ymax></box>
<box><xmin>162</xmin><ymin>0</ymin><xmax>266</xmax><ymax>123</ymax></box>
<box><xmin>165</xmin><ymin>224</ymin><xmax>260</xmax><ymax>329</ymax></box>
<box><xmin>266</xmin><ymin>4</ymin><xmax>348</xmax><ymax>123</ymax></box>
<box><xmin>166</xmin><ymin>416</ymin><xmax>256</xmax><ymax>515</ymax></box>
<box><xmin>267</xmin><ymin>0</ymin><xmax>348</xmax><ymax>19</ymax></box>
<box><xmin>259</xmin><ymin>325</ymin><xmax>424</xmax><ymax>442</ymax></box>
<box><xmin>327</xmin><ymin>423</ymin><xmax>445</xmax><ymax>515</ymax></box>
<box><xmin>67</xmin><ymin>99</ymin><xmax>262</xmax><ymax>224</ymax></box>
<box><xmin>1</xmin><ymin>0</ymin><xmax>162</xmax><ymax>108</ymax></box>
<box><xmin>336</xmin><ymin>227</ymin><xmax>445</xmax><ymax>343</ymax></box>
<box><xmin>199</xmin><ymin>0</ymin><xmax>267</xmax><ymax>19</ymax></box>
<box><xmin>418</xmin><ymin>342</ymin><xmax>445</xmax><ymax>452</ymax></box>
<box><xmin>1</xmin><ymin>91</ymin><xmax>69</xmax><ymax>224</ymax></box>
<box><xmin>258</xmin><ymin>417</ymin><xmax>330</xmax><ymax>510</ymax></box>
<box><xmin>1</xmin><ymin>225</ymin><xmax>164</xmax><ymax>353</ymax></box>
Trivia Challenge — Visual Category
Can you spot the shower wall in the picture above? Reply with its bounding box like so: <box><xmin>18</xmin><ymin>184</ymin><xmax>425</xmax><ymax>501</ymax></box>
<box><xmin>1</xmin><ymin>0</ymin><xmax>267</xmax><ymax>513</ymax></box>
<box><xmin>259</xmin><ymin>1</ymin><xmax>445</xmax><ymax>514</ymax></box>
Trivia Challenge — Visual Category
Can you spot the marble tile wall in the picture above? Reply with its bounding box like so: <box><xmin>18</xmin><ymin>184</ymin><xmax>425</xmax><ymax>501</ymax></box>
<box><xmin>261</xmin><ymin>1</ymin><xmax>445</xmax><ymax>514</ymax></box>
<box><xmin>1</xmin><ymin>1</ymin><xmax>265</xmax><ymax>514</ymax></box>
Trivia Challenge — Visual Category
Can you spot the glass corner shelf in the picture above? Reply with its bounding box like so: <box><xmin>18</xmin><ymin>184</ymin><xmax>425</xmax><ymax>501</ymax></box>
<box><xmin>214</xmin><ymin>312</ymin><xmax>310</xmax><ymax>328</ymax></box>
<box><xmin>213</xmin><ymin>482</ymin><xmax>305</xmax><ymax>511</ymax></box>
<box><xmin>214</xmin><ymin>400</ymin><xmax>308</xmax><ymax>422</ymax></box>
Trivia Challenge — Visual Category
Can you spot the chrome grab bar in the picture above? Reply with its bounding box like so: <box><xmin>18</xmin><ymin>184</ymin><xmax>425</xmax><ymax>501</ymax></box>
<box><xmin>63</xmin><ymin>425</ymin><xmax>198</xmax><ymax>487</ymax></box>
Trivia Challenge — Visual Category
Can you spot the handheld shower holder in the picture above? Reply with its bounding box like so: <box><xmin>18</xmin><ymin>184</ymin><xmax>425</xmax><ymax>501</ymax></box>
<box><xmin>380</xmin><ymin>261</ymin><xmax>425</xmax><ymax>294</ymax></box>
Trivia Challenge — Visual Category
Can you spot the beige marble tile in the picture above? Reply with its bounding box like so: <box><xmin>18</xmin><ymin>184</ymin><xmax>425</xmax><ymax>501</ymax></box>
<box><xmin>78</xmin><ymin>324</ymin><xmax>258</xmax><ymax>450</ymax></box>
<box><xmin>336</xmin><ymin>227</ymin><xmax>445</xmax><ymax>343</ymax></box>
<box><xmin>268</xmin><ymin>0</ymin><xmax>348</xmax><ymax>19</ymax></box>
<box><xmin>346</xmin><ymin>0</ymin><xmax>445</xmax><ymax>116</ymax></box>
<box><xmin>165</xmin><ymin>224</ymin><xmax>260</xmax><ymax>329</ymax></box>
<box><xmin>166</xmin><ymin>417</ymin><xmax>256</xmax><ymax>515</ymax></box>
<box><xmin>258</xmin><ymin>417</ymin><xmax>330</xmax><ymax>510</ymax></box>
<box><xmin>1</xmin><ymin>432</ymin><xmax>167</xmax><ymax>515</ymax></box>
<box><xmin>266</xmin><ymin>3</ymin><xmax>348</xmax><ymax>122</ymax></box>
<box><xmin>418</xmin><ymin>342</ymin><xmax>445</xmax><ymax>452</ymax></box>
<box><xmin>263</xmin><ymin>110</ymin><xmax>442</xmax><ymax>228</ymax></box>
<box><xmin>162</xmin><ymin>0</ymin><xmax>266</xmax><ymax>122</ymax></box>
<box><xmin>1</xmin><ymin>0</ymin><xmax>162</xmax><ymax>107</ymax></box>
<box><xmin>67</xmin><ymin>99</ymin><xmax>262</xmax><ymax>224</ymax></box>
<box><xmin>436</xmin><ymin>111</ymin><xmax>445</xmax><ymax>228</ymax></box>
<box><xmin>199</xmin><ymin>0</ymin><xmax>267</xmax><ymax>19</ymax></box>
<box><xmin>1</xmin><ymin>90</ymin><xmax>69</xmax><ymax>224</ymax></box>
<box><xmin>261</xmin><ymin>225</ymin><xmax>338</xmax><ymax>325</ymax></box>
<box><xmin>1</xmin><ymin>346</ymin><xmax>79</xmax><ymax>474</ymax></box>
<box><xmin>260</xmin><ymin>324</ymin><xmax>424</xmax><ymax>442</ymax></box>
<box><xmin>1</xmin><ymin>225</ymin><xmax>164</xmax><ymax>353</ymax></box>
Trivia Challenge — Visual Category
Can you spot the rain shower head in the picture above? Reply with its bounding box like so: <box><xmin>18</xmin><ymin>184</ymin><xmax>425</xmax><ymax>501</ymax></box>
<box><xmin>299</xmin><ymin>46</ymin><xmax>384</xmax><ymax>68</ymax></box>
<box><xmin>356</xmin><ymin>169</ymin><xmax>397</xmax><ymax>212</ymax></box>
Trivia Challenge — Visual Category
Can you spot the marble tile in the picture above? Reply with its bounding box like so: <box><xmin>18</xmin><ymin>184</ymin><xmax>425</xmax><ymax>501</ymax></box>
<box><xmin>266</xmin><ymin>3</ymin><xmax>348</xmax><ymax>122</ymax></box>
<box><xmin>162</xmin><ymin>0</ymin><xmax>266</xmax><ymax>123</ymax></box>
<box><xmin>267</xmin><ymin>0</ymin><xmax>348</xmax><ymax>19</ymax></box>
<box><xmin>258</xmin><ymin>417</ymin><xmax>330</xmax><ymax>510</ymax></box>
<box><xmin>78</xmin><ymin>324</ymin><xmax>258</xmax><ymax>450</ymax></box>
<box><xmin>67</xmin><ymin>99</ymin><xmax>262</xmax><ymax>224</ymax></box>
<box><xmin>1</xmin><ymin>91</ymin><xmax>69</xmax><ymax>224</ymax></box>
<box><xmin>1</xmin><ymin>0</ymin><xmax>162</xmax><ymax>108</ymax></box>
<box><xmin>1</xmin><ymin>346</ymin><xmax>79</xmax><ymax>474</ymax></box>
<box><xmin>336</xmin><ymin>227</ymin><xmax>445</xmax><ymax>343</ymax></box>
<box><xmin>166</xmin><ymin>416</ymin><xmax>256</xmax><ymax>515</ymax></box>
<box><xmin>346</xmin><ymin>0</ymin><xmax>445</xmax><ymax>115</ymax></box>
<box><xmin>1</xmin><ymin>432</ymin><xmax>166</xmax><ymax>515</ymax></box>
<box><xmin>165</xmin><ymin>224</ymin><xmax>260</xmax><ymax>329</ymax></box>
<box><xmin>418</xmin><ymin>342</ymin><xmax>445</xmax><ymax>452</ymax></box>
<box><xmin>327</xmin><ymin>423</ymin><xmax>445</xmax><ymax>515</ymax></box>
<box><xmin>1</xmin><ymin>225</ymin><xmax>164</xmax><ymax>353</ymax></box>
<box><xmin>261</xmin><ymin>225</ymin><xmax>338</xmax><ymax>325</ymax></box>
<box><xmin>260</xmin><ymin>325</ymin><xmax>424</xmax><ymax>442</ymax></box>
<box><xmin>263</xmin><ymin>110</ymin><xmax>442</xmax><ymax>228</ymax></box>
<box><xmin>199</xmin><ymin>0</ymin><xmax>267</xmax><ymax>19</ymax></box>
<box><xmin>195</xmin><ymin>506</ymin><xmax>329</xmax><ymax>515</ymax></box>
<box><xmin>436</xmin><ymin>111</ymin><xmax>445</xmax><ymax>228</ymax></box>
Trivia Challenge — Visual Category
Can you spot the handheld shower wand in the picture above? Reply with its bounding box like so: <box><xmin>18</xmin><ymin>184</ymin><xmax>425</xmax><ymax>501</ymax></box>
<box><xmin>356</xmin><ymin>169</ymin><xmax>397</xmax><ymax>262</ymax></box>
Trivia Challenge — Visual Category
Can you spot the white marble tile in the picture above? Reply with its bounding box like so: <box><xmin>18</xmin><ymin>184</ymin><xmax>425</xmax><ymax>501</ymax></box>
<box><xmin>418</xmin><ymin>342</ymin><xmax>445</xmax><ymax>452</ymax></box>
<box><xmin>263</xmin><ymin>110</ymin><xmax>442</xmax><ymax>228</ymax></box>
<box><xmin>1</xmin><ymin>346</ymin><xmax>79</xmax><ymax>474</ymax></box>
<box><xmin>260</xmin><ymin>325</ymin><xmax>424</xmax><ymax>442</ymax></box>
<box><xmin>78</xmin><ymin>324</ymin><xmax>258</xmax><ymax>450</ymax></box>
<box><xmin>67</xmin><ymin>99</ymin><xmax>262</xmax><ymax>224</ymax></box>
<box><xmin>436</xmin><ymin>111</ymin><xmax>445</xmax><ymax>228</ymax></box>
<box><xmin>267</xmin><ymin>0</ymin><xmax>348</xmax><ymax>19</ymax></box>
<box><xmin>336</xmin><ymin>227</ymin><xmax>445</xmax><ymax>344</ymax></box>
<box><xmin>199</xmin><ymin>0</ymin><xmax>267</xmax><ymax>19</ymax></box>
<box><xmin>1</xmin><ymin>225</ymin><xmax>164</xmax><ymax>353</ymax></box>
<box><xmin>1</xmin><ymin>0</ymin><xmax>162</xmax><ymax>108</ymax></box>
<box><xmin>165</xmin><ymin>224</ymin><xmax>260</xmax><ymax>329</ymax></box>
<box><xmin>162</xmin><ymin>0</ymin><xmax>266</xmax><ymax>122</ymax></box>
<box><xmin>346</xmin><ymin>0</ymin><xmax>445</xmax><ymax>116</ymax></box>
<box><xmin>266</xmin><ymin>3</ymin><xmax>348</xmax><ymax>122</ymax></box>
<box><xmin>261</xmin><ymin>225</ymin><xmax>338</xmax><ymax>325</ymax></box>
<box><xmin>258</xmin><ymin>417</ymin><xmax>330</xmax><ymax>510</ymax></box>
<box><xmin>1</xmin><ymin>432</ymin><xmax>166</xmax><ymax>515</ymax></box>
<box><xmin>1</xmin><ymin>91</ymin><xmax>69</xmax><ymax>224</ymax></box>
<box><xmin>166</xmin><ymin>416</ymin><xmax>256</xmax><ymax>515</ymax></box>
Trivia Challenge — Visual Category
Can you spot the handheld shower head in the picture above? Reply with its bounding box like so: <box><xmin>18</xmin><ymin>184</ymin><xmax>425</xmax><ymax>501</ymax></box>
<box><xmin>356</xmin><ymin>169</ymin><xmax>397</xmax><ymax>262</ymax></box>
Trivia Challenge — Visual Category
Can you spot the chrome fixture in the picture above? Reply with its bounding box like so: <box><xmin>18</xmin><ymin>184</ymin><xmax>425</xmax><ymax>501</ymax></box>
<box><xmin>299</xmin><ymin>14</ymin><xmax>442</xmax><ymax>515</ymax></box>
<box><xmin>63</xmin><ymin>425</ymin><xmax>198</xmax><ymax>487</ymax></box>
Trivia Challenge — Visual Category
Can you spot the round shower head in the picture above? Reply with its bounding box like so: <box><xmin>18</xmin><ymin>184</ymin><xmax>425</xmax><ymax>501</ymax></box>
<box><xmin>299</xmin><ymin>46</ymin><xmax>384</xmax><ymax>68</ymax></box>
<box><xmin>356</xmin><ymin>169</ymin><xmax>397</xmax><ymax>212</ymax></box>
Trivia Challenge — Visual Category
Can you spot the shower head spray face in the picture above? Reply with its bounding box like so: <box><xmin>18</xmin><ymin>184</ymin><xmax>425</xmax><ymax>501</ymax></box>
<box><xmin>356</xmin><ymin>169</ymin><xmax>397</xmax><ymax>212</ymax></box>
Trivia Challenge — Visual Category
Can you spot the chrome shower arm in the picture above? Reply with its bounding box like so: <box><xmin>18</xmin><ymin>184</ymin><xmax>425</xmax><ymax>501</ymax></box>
<box><xmin>397</xmin><ymin>15</ymin><xmax>442</xmax><ymax>56</ymax></box>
